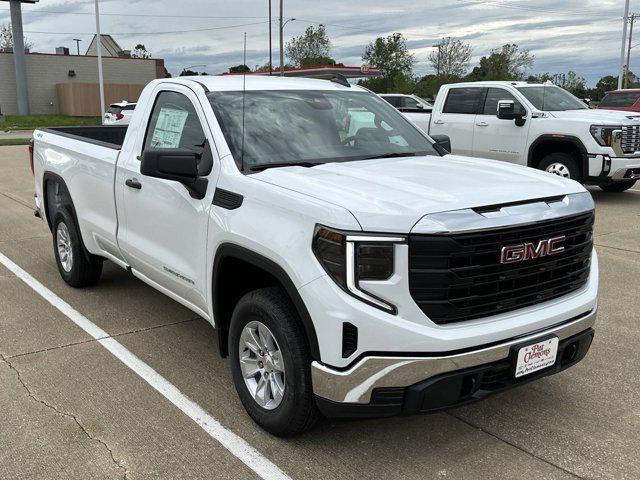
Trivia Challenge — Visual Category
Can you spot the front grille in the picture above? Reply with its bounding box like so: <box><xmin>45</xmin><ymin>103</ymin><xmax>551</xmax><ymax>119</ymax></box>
<box><xmin>621</xmin><ymin>125</ymin><xmax>640</xmax><ymax>154</ymax></box>
<box><xmin>408</xmin><ymin>212</ymin><xmax>594</xmax><ymax>324</ymax></box>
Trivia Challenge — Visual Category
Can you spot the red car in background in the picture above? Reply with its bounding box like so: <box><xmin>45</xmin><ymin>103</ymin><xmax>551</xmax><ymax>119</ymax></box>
<box><xmin>597</xmin><ymin>89</ymin><xmax>640</xmax><ymax>112</ymax></box>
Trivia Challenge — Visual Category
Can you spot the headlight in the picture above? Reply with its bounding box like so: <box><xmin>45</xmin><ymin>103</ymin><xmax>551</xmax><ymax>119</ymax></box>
<box><xmin>312</xmin><ymin>225</ymin><xmax>405</xmax><ymax>313</ymax></box>
<box><xmin>590</xmin><ymin>125</ymin><xmax>621</xmax><ymax>147</ymax></box>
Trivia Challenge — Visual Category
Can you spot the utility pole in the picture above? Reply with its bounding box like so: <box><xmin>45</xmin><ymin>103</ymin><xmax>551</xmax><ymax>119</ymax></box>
<box><xmin>268</xmin><ymin>0</ymin><xmax>272</xmax><ymax>75</ymax></box>
<box><xmin>625</xmin><ymin>14</ymin><xmax>637</xmax><ymax>88</ymax></box>
<box><xmin>94</xmin><ymin>0</ymin><xmax>105</xmax><ymax>117</ymax></box>
<box><xmin>279</xmin><ymin>0</ymin><xmax>284</xmax><ymax>76</ymax></box>
<box><xmin>432</xmin><ymin>44</ymin><xmax>441</xmax><ymax>77</ymax></box>
<box><xmin>619</xmin><ymin>0</ymin><xmax>631</xmax><ymax>90</ymax></box>
<box><xmin>73</xmin><ymin>38</ymin><xmax>81</xmax><ymax>55</ymax></box>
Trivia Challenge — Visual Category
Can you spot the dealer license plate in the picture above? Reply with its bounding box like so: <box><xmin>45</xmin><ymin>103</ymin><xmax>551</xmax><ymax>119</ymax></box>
<box><xmin>515</xmin><ymin>338</ymin><xmax>559</xmax><ymax>378</ymax></box>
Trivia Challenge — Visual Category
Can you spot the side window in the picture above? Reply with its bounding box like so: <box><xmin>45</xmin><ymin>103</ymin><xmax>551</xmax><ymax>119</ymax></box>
<box><xmin>482</xmin><ymin>88</ymin><xmax>524</xmax><ymax>115</ymax></box>
<box><xmin>143</xmin><ymin>91</ymin><xmax>207</xmax><ymax>155</ymax></box>
<box><xmin>442</xmin><ymin>88</ymin><xmax>483</xmax><ymax>114</ymax></box>
<box><xmin>383</xmin><ymin>96</ymin><xmax>401</xmax><ymax>108</ymax></box>
<box><xmin>401</xmin><ymin>96</ymin><xmax>421</xmax><ymax>109</ymax></box>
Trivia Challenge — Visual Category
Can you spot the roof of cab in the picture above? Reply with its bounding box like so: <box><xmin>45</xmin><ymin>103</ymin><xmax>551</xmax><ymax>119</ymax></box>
<box><xmin>152</xmin><ymin>75</ymin><xmax>366</xmax><ymax>93</ymax></box>
<box><xmin>444</xmin><ymin>81</ymin><xmax>551</xmax><ymax>88</ymax></box>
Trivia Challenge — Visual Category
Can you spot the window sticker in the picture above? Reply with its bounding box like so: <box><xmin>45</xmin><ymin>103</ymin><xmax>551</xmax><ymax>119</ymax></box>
<box><xmin>151</xmin><ymin>107</ymin><xmax>189</xmax><ymax>148</ymax></box>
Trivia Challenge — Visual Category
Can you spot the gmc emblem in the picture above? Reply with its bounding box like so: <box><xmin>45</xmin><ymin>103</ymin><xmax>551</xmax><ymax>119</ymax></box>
<box><xmin>500</xmin><ymin>236</ymin><xmax>566</xmax><ymax>264</ymax></box>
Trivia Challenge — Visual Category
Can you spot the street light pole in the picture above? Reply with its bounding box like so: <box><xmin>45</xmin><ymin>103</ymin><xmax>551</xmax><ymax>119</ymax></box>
<box><xmin>625</xmin><ymin>14</ymin><xmax>637</xmax><ymax>89</ymax></box>
<box><xmin>94</xmin><ymin>0</ymin><xmax>105</xmax><ymax>117</ymax></box>
<box><xmin>8</xmin><ymin>0</ymin><xmax>30</xmax><ymax>115</ymax></box>
<box><xmin>619</xmin><ymin>0</ymin><xmax>631</xmax><ymax>90</ymax></box>
<box><xmin>73</xmin><ymin>38</ymin><xmax>81</xmax><ymax>55</ymax></box>
<box><xmin>279</xmin><ymin>0</ymin><xmax>284</xmax><ymax>76</ymax></box>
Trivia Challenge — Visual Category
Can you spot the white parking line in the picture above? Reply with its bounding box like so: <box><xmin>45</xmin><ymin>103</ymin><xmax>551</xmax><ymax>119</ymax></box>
<box><xmin>0</xmin><ymin>251</ymin><xmax>291</xmax><ymax>480</ymax></box>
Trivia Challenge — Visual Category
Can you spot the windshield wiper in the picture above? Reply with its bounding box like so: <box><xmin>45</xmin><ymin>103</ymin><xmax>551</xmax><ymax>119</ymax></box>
<box><xmin>248</xmin><ymin>161</ymin><xmax>320</xmax><ymax>172</ymax></box>
<box><xmin>362</xmin><ymin>152</ymin><xmax>423</xmax><ymax>160</ymax></box>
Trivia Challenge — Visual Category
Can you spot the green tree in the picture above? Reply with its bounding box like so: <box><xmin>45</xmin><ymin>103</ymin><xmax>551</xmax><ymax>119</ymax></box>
<box><xmin>526</xmin><ymin>72</ymin><xmax>553</xmax><ymax>83</ymax></box>
<box><xmin>131</xmin><ymin>43</ymin><xmax>151</xmax><ymax>59</ymax></box>
<box><xmin>362</xmin><ymin>33</ymin><xmax>415</xmax><ymax>78</ymax></box>
<box><xmin>591</xmin><ymin>75</ymin><xmax>617</xmax><ymax>100</ymax></box>
<box><xmin>552</xmin><ymin>71</ymin><xmax>587</xmax><ymax>97</ymax></box>
<box><xmin>429</xmin><ymin>37</ymin><xmax>472</xmax><ymax>82</ymax></box>
<box><xmin>228</xmin><ymin>64</ymin><xmax>251</xmax><ymax>73</ymax></box>
<box><xmin>285</xmin><ymin>25</ymin><xmax>335</xmax><ymax>67</ymax></box>
<box><xmin>467</xmin><ymin>44</ymin><xmax>533</xmax><ymax>81</ymax></box>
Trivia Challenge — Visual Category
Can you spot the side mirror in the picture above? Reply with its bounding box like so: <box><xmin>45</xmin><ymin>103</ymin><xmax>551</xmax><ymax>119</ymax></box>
<box><xmin>497</xmin><ymin>99</ymin><xmax>526</xmax><ymax>127</ymax></box>
<box><xmin>140</xmin><ymin>148</ymin><xmax>208</xmax><ymax>199</ymax></box>
<box><xmin>431</xmin><ymin>134</ymin><xmax>451</xmax><ymax>154</ymax></box>
<box><xmin>416</xmin><ymin>104</ymin><xmax>424</xmax><ymax>110</ymax></box>
<box><xmin>582</xmin><ymin>98</ymin><xmax>591</xmax><ymax>107</ymax></box>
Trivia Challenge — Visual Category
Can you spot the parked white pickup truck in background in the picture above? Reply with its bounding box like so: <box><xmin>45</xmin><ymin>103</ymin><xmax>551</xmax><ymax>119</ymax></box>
<box><xmin>32</xmin><ymin>76</ymin><xmax>598</xmax><ymax>436</ymax></box>
<box><xmin>391</xmin><ymin>81</ymin><xmax>640</xmax><ymax>192</ymax></box>
<box><xmin>380</xmin><ymin>93</ymin><xmax>432</xmax><ymax>132</ymax></box>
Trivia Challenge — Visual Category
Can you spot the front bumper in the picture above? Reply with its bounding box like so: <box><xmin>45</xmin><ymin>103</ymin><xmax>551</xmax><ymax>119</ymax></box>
<box><xmin>588</xmin><ymin>154</ymin><xmax>640</xmax><ymax>182</ymax></box>
<box><xmin>312</xmin><ymin>309</ymin><xmax>596</xmax><ymax>417</ymax></box>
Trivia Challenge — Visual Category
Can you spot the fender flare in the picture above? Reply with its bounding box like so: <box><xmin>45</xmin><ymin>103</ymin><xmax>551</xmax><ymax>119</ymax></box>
<box><xmin>42</xmin><ymin>172</ymin><xmax>94</xmax><ymax>262</ymax></box>
<box><xmin>212</xmin><ymin>243</ymin><xmax>321</xmax><ymax>361</ymax></box>
<box><xmin>527</xmin><ymin>134</ymin><xmax>588</xmax><ymax>172</ymax></box>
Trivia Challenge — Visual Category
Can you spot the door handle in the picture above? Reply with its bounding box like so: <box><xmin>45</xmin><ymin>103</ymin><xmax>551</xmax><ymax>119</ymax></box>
<box><xmin>476</xmin><ymin>122</ymin><xmax>489</xmax><ymax>127</ymax></box>
<box><xmin>125</xmin><ymin>178</ymin><xmax>142</xmax><ymax>190</ymax></box>
<box><xmin>433</xmin><ymin>119</ymin><xmax>445</xmax><ymax>125</ymax></box>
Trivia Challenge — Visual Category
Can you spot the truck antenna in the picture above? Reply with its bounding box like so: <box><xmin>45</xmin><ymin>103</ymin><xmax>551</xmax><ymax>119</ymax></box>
<box><xmin>241</xmin><ymin>32</ymin><xmax>247</xmax><ymax>172</ymax></box>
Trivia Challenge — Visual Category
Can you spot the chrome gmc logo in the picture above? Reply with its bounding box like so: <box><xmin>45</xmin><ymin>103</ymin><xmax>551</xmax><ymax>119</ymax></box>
<box><xmin>500</xmin><ymin>236</ymin><xmax>566</xmax><ymax>264</ymax></box>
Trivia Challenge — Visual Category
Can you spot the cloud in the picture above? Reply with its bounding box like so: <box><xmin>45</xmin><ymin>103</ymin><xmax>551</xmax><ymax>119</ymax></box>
<box><xmin>0</xmin><ymin>0</ymin><xmax>635</xmax><ymax>85</ymax></box>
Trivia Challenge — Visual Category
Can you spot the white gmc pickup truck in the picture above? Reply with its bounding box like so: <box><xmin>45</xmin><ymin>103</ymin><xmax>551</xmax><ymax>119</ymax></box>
<box><xmin>31</xmin><ymin>76</ymin><xmax>598</xmax><ymax>436</ymax></box>
<box><xmin>393</xmin><ymin>81</ymin><xmax>640</xmax><ymax>192</ymax></box>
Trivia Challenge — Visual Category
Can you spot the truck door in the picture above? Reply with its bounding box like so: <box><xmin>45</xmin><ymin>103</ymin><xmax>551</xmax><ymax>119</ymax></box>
<box><xmin>472</xmin><ymin>87</ymin><xmax>530</xmax><ymax>164</ymax></box>
<box><xmin>116</xmin><ymin>84</ymin><xmax>217</xmax><ymax>315</ymax></box>
<box><xmin>429</xmin><ymin>87</ymin><xmax>484</xmax><ymax>157</ymax></box>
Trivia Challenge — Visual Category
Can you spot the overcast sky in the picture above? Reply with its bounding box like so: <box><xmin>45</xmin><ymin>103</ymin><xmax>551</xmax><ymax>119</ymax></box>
<box><xmin>0</xmin><ymin>0</ymin><xmax>637</xmax><ymax>85</ymax></box>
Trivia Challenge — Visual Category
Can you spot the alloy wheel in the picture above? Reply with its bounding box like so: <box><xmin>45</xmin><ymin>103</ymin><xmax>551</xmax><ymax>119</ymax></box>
<box><xmin>238</xmin><ymin>321</ymin><xmax>286</xmax><ymax>410</ymax></box>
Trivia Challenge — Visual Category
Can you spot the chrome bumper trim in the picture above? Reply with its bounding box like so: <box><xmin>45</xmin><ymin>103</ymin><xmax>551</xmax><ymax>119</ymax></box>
<box><xmin>612</xmin><ymin>166</ymin><xmax>640</xmax><ymax>181</ymax></box>
<box><xmin>311</xmin><ymin>310</ymin><xmax>596</xmax><ymax>404</ymax></box>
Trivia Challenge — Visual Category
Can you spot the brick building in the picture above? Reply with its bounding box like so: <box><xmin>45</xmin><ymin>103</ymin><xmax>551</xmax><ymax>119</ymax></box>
<box><xmin>0</xmin><ymin>35</ymin><xmax>165</xmax><ymax>116</ymax></box>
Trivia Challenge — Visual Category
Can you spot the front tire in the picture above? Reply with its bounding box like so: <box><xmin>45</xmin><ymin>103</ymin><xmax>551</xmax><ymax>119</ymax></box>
<box><xmin>52</xmin><ymin>208</ymin><xmax>103</xmax><ymax>288</ymax></box>
<box><xmin>538</xmin><ymin>153</ymin><xmax>582</xmax><ymax>182</ymax></box>
<box><xmin>229</xmin><ymin>287</ymin><xmax>319</xmax><ymax>437</ymax></box>
<box><xmin>599</xmin><ymin>180</ymin><xmax>637</xmax><ymax>192</ymax></box>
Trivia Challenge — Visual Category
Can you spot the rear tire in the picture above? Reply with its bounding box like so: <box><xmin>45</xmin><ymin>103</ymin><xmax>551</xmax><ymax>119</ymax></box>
<box><xmin>229</xmin><ymin>287</ymin><xmax>319</xmax><ymax>437</ymax></box>
<box><xmin>599</xmin><ymin>180</ymin><xmax>637</xmax><ymax>192</ymax></box>
<box><xmin>538</xmin><ymin>153</ymin><xmax>582</xmax><ymax>182</ymax></box>
<box><xmin>52</xmin><ymin>208</ymin><xmax>103</xmax><ymax>288</ymax></box>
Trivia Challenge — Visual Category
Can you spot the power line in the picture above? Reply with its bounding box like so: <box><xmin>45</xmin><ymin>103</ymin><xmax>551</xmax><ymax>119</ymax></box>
<box><xmin>0</xmin><ymin>8</ymin><xmax>267</xmax><ymax>19</ymax></box>
<box><xmin>23</xmin><ymin>20</ymin><xmax>275</xmax><ymax>36</ymax></box>
<box><xmin>455</xmin><ymin>0</ymin><xmax>621</xmax><ymax>18</ymax></box>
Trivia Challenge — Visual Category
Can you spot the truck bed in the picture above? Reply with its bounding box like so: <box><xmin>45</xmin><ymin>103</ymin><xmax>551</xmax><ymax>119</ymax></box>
<box><xmin>40</xmin><ymin>125</ymin><xmax>128</xmax><ymax>150</ymax></box>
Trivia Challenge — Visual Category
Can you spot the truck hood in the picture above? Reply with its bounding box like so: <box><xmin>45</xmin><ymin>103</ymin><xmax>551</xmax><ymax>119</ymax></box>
<box><xmin>548</xmin><ymin>109</ymin><xmax>640</xmax><ymax>124</ymax></box>
<box><xmin>254</xmin><ymin>155</ymin><xmax>586</xmax><ymax>233</ymax></box>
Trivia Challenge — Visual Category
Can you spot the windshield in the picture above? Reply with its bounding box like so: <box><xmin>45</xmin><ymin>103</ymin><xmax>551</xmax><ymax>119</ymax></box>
<box><xmin>516</xmin><ymin>86</ymin><xmax>588</xmax><ymax>111</ymax></box>
<box><xmin>207</xmin><ymin>89</ymin><xmax>438</xmax><ymax>170</ymax></box>
<box><xmin>414</xmin><ymin>96</ymin><xmax>432</xmax><ymax>107</ymax></box>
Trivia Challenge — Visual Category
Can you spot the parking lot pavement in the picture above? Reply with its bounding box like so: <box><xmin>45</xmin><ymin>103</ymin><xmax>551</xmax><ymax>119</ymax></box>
<box><xmin>0</xmin><ymin>144</ymin><xmax>638</xmax><ymax>479</ymax></box>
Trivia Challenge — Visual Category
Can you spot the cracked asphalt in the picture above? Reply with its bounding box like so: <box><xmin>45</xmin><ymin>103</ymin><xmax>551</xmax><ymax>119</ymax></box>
<box><xmin>0</xmin><ymin>145</ymin><xmax>639</xmax><ymax>479</ymax></box>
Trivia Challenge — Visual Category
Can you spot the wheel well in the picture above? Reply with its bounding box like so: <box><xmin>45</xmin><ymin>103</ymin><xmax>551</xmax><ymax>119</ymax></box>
<box><xmin>212</xmin><ymin>246</ymin><xmax>320</xmax><ymax>361</ymax></box>
<box><xmin>43</xmin><ymin>174</ymin><xmax>74</xmax><ymax>232</ymax></box>
<box><xmin>528</xmin><ymin>138</ymin><xmax>585</xmax><ymax>172</ymax></box>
